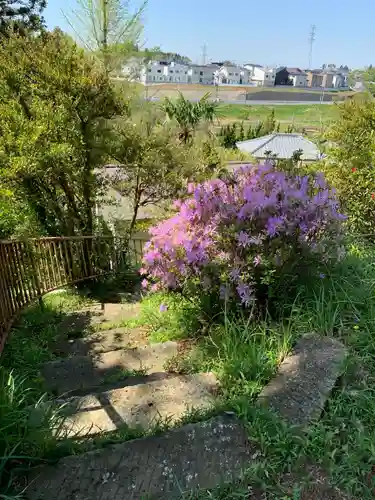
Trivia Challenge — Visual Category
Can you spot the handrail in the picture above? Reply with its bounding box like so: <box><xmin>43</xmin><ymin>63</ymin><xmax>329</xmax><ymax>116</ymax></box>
<box><xmin>0</xmin><ymin>233</ymin><xmax>149</xmax><ymax>354</ymax></box>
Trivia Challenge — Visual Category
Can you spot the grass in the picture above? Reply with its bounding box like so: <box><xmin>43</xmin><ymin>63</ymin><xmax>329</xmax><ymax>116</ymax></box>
<box><xmin>3</xmin><ymin>237</ymin><xmax>375</xmax><ymax>498</ymax></box>
<box><xmin>217</xmin><ymin>103</ymin><xmax>340</xmax><ymax>125</ymax></box>
<box><xmin>0</xmin><ymin>290</ymin><xmax>96</xmax><ymax>497</ymax></box>
<box><xmin>125</xmin><ymin>237</ymin><xmax>375</xmax><ymax>499</ymax></box>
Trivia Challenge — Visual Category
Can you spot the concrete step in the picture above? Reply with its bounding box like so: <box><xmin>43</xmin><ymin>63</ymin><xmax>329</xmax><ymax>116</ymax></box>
<box><xmin>42</xmin><ymin>341</ymin><xmax>179</xmax><ymax>396</ymax></box>
<box><xmin>257</xmin><ymin>333</ymin><xmax>347</xmax><ymax>427</ymax></box>
<box><xmin>55</xmin><ymin>326</ymin><xmax>150</xmax><ymax>357</ymax></box>
<box><xmin>26</xmin><ymin>415</ymin><xmax>253</xmax><ymax>500</ymax></box>
<box><xmin>56</xmin><ymin>302</ymin><xmax>141</xmax><ymax>338</ymax></box>
<box><xmin>59</xmin><ymin>372</ymin><xmax>219</xmax><ymax>437</ymax></box>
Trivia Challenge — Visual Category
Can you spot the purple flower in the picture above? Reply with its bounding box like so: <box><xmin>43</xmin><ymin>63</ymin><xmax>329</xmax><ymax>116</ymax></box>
<box><xmin>141</xmin><ymin>279</ymin><xmax>148</xmax><ymax>289</ymax></box>
<box><xmin>236</xmin><ymin>282</ymin><xmax>254</xmax><ymax>306</ymax></box>
<box><xmin>159</xmin><ymin>304</ymin><xmax>168</xmax><ymax>312</ymax></box>
<box><xmin>266</xmin><ymin>216</ymin><xmax>284</xmax><ymax>237</ymax></box>
<box><xmin>230</xmin><ymin>268</ymin><xmax>240</xmax><ymax>282</ymax></box>
<box><xmin>141</xmin><ymin>164</ymin><xmax>345</xmax><ymax>310</ymax></box>
<box><xmin>319</xmin><ymin>273</ymin><xmax>325</xmax><ymax>279</ymax></box>
<box><xmin>237</xmin><ymin>231</ymin><xmax>251</xmax><ymax>247</ymax></box>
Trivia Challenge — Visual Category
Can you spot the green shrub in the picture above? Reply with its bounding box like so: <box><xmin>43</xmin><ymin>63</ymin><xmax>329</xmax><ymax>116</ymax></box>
<box><xmin>323</xmin><ymin>99</ymin><xmax>375</xmax><ymax>236</ymax></box>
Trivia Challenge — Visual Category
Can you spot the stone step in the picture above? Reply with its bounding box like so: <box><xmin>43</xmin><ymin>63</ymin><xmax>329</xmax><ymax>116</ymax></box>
<box><xmin>257</xmin><ymin>333</ymin><xmax>347</xmax><ymax>427</ymax></box>
<box><xmin>59</xmin><ymin>372</ymin><xmax>219</xmax><ymax>437</ymax></box>
<box><xmin>25</xmin><ymin>415</ymin><xmax>254</xmax><ymax>500</ymax></box>
<box><xmin>56</xmin><ymin>302</ymin><xmax>141</xmax><ymax>338</ymax></box>
<box><xmin>55</xmin><ymin>326</ymin><xmax>150</xmax><ymax>357</ymax></box>
<box><xmin>42</xmin><ymin>341</ymin><xmax>179</xmax><ymax>396</ymax></box>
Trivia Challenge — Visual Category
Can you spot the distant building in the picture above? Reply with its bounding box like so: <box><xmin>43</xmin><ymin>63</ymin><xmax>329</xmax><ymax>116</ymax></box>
<box><xmin>306</xmin><ymin>68</ymin><xmax>348</xmax><ymax>89</ymax></box>
<box><xmin>236</xmin><ymin>133</ymin><xmax>321</xmax><ymax>162</ymax></box>
<box><xmin>244</xmin><ymin>64</ymin><xmax>276</xmax><ymax>86</ymax></box>
<box><xmin>137</xmin><ymin>60</ymin><xmax>189</xmax><ymax>84</ymax></box>
<box><xmin>187</xmin><ymin>64</ymin><xmax>218</xmax><ymax>84</ymax></box>
<box><xmin>275</xmin><ymin>67</ymin><xmax>307</xmax><ymax>87</ymax></box>
<box><xmin>286</xmin><ymin>68</ymin><xmax>307</xmax><ymax>87</ymax></box>
<box><xmin>213</xmin><ymin>65</ymin><xmax>249</xmax><ymax>85</ymax></box>
<box><xmin>306</xmin><ymin>69</ymin><xmax>335</xmax><ymax>88</ymax></box>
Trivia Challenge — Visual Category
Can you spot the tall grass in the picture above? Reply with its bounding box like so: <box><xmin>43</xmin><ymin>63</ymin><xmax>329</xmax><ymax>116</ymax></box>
<box><xmin>0</xmin><ymin>368</ymin><xmax>64</xmax><ymax>498</ymax></box>
<box><xmin>0</xmin><ymin>289</ymin><xmax>94</xmax><ymax>497</ymax></box>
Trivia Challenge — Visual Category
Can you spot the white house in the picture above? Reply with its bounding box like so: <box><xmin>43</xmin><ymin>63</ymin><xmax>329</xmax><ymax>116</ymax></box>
<box><xmin>213</xmin><ymin>65</ymin><xmax>249</xmax><ymax>85</ymax></box>
<box><xmin>137</xmin><ymin>60</ymin><xmax>190</xmax><ymax>84</ymax></box>
<box><xmin>187</xmin><ymin>64</ymin><xmax>217</xmax><ymax>84</ymax></box>
<box><xmin>245</xmin><ymin>64</ymin><xmax>276</xmax><ymax>86</ymax></box>
<box><xmin>287</xmin><ymin>68</ymin><xmax>308</xmax><ymax>87</ymax></box>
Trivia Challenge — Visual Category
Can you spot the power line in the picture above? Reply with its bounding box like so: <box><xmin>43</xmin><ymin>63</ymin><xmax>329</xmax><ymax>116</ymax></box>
<box><xmin>308</xmin><ymin>25</ymin><xmax>316</xmax><ymax>69</ymax></box>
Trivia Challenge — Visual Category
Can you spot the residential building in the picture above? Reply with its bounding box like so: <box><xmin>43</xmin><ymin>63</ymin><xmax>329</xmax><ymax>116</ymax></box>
<box><xmin>286</xmin><ymin>68</ymin><xmax>307</xmax><ymax>87</ymax></box>
<box><xmin>213</xmin><ymin>65</ymin><xmax>249</xmax><ymax>85</ymax></box>
<box><xmin>306</xmin><ymin>65</ymin><xmax>349</xmax><ymax>89</ymax></box>
<box><xmin>139</xmin><ymin>60</ymin><xmax>190</xmax><ymax>84</ymax></box>
<box><xmin>187</xmin><ymin>64</ymin><xmax>217</xmax><ymax>84</ymax></box>
<box><xmin>244</xmin><ymin>64</ymin><xmax>276</xmax><ymax>86</ymax></box>
<box><xmin>306</xmin><ymin>70</ymin><xmax>335</xmax><ymax>88</ymax></box>
<box><xmin>236</xmin><ymin>133</ymin><xmax>321</xmax><ymax>162</ymax></box>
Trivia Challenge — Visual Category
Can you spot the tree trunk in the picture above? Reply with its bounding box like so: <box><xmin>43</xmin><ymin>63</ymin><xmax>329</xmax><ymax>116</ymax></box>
<box><xmin>102</xmin><ymin>0</ymin><xmax>109</xmax><ymax>75</ymax></box>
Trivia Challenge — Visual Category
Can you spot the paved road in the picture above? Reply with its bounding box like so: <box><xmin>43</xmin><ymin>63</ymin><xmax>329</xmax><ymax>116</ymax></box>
<box><xmin>221</xmin><ymin>100</ymin><xmax>333</xmax><ymax>105</ymax></box>
<box><xmin>145</xmin><ymin>97</ymin><xmax>334</xmax><ymax>105</ymax></box>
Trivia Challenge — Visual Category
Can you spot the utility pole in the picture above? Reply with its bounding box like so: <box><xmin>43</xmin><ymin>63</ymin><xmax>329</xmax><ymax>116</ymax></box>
<box><xmin>308</xmin><ymin>24</ymin><xmax>316</xmax><ymax>69</ymax></box>
<box><xmin>201</xmin><ymin>43</ymin><xmax>207</xmax><ymax>65</ymax></box>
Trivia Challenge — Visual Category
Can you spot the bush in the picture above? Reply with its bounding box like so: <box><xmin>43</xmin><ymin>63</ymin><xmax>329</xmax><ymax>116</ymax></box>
<box><xmin>323</xmin><ymin>99</ymin><xmax>375</xmax><ymax>235</ymax></box>
<box><xmin>141</xmin><ymin>164</ymin><xmax>346</xmax><ymax>316</ymax></box>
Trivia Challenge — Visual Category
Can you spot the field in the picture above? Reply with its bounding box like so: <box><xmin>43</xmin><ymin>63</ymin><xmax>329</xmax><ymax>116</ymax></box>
<box><xmin>216</xmin><ymin>103</ymin><xmax>341</xmax><ymax>129</ymax></box>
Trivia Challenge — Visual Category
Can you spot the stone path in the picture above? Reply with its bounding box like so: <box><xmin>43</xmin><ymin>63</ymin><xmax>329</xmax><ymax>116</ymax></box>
<box><xmin>24</xmin><ymin>303</ymin><xmax>351</xmax><ymax>499</ymax></box>
<box><xmin>26</xmin><ymin>415</ymin><xmax>255</xmax><ymax>500</ymax></box>
<box><xmin>257</xmin><ymin>333</ymin><xmax>347</xmax><ymax>427</ymax></box>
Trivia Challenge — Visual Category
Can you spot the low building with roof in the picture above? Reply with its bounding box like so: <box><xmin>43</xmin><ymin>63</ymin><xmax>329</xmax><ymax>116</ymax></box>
<box><xmin>236</xmin><ymin>133</ymin><xmax>322</xmax><ymax>162</ymax></box>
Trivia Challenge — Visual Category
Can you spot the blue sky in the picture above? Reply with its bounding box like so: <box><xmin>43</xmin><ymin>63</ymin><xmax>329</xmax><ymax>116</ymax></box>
<box><xmin>44</xmin><ymin>0</ymin><xmax>374</xmax><ymax>69</ymax></box>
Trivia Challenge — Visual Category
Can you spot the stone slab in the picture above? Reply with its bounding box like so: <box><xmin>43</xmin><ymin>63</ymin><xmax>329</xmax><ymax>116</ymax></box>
<box><xmin>60</xmin><ymin>372</ymin><xmax>219</xmax><ymax>437</ymax></box>
<box><xmin>25</xmin><ymin>415</ymin><xmax>254</xmax><ymax>500</ymax></box>
<box><xmin>56</xmin><ymin>302</ymin><xmax>141</xmax><ymax>338</ymax></box>
<box><xmin>42</xmin><ymin>341</ymin><xmax>179</xmax><ymax>395</ymax></box>
<box><xmin>55</xmin><ymin>326</ymin><xmax>150</xmax><ymax>356</ymax></box>
<box><xmin>257</xmin><ymin>334</ymin><xmax>347</xmax><ymax>427</ymax></box>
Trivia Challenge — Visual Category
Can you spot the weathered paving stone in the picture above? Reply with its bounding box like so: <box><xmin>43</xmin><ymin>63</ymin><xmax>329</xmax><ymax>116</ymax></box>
<box><xmin>56</xmin><ymin>302</ymin><xmax>142</xmax><ymax>338</ymax></box>
<box><xmin>257</xmin><ymin>333</ymin><xmax>347</xmax><ymax>427</ymax></box>
<box><xmin>60</xmin><ymin>372</ymin><xmax>219</xmax><ymax>437</ymax></box>
<box><xmin>25</xmin><ymin>415</ymin><xmax>254</xmax><ymax>500</ymax></box>
<box><xmin>42</xmin><ymin>341</ymin><xmax>179</xmax><ymax>395</ymax></box>
<box><xmin>56</xmin><ymin>326</ymin><xmax>151</xmax><ymax>356</ymax></box>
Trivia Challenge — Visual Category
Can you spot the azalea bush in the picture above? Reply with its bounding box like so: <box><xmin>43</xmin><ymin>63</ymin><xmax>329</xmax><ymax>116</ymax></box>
<box><xmin>141</xmin><ymin>163</ymin><xmax>346</xmax><ymax>316</ymax></box>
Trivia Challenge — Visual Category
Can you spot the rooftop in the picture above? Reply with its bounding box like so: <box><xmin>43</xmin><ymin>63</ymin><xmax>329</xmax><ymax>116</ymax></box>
<box><xmin>236</xmin><ymin>134</ymin><xmax>321</xmax><ymax>161</ymax></box>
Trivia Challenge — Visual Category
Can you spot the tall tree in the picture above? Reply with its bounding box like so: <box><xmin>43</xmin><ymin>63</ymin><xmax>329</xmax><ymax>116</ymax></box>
<box><xmin>65</xmin><ymin>0</ymin><xmax>147</xmax><ymax>75</ymax></box>
<box><xmin>163</xmin><ymin>92</ymin><xmax>218</xmax><ymax>143</ymax></box>
<box><xmin>0</xmin><ymin>29</ymin><xmax>127</xmax><ymax>236</ymax></box>
<box><xmin>0</xmin><ymin>0</ymin><xmax>46</xmax><ymax>34</ymax></box>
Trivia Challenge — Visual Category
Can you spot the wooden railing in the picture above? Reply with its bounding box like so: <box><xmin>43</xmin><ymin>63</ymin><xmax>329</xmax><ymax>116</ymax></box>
<box><xmin>0</xmin><ymin>233</ymin><xmax>149</xmax><ymax>352</ymax></box>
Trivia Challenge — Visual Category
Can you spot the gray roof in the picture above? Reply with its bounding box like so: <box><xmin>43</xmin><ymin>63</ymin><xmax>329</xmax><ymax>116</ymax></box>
<box><xmin>236</xmin><ymin>134</ymin><xmax>321</xmax><ymax>161</ymax></box>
